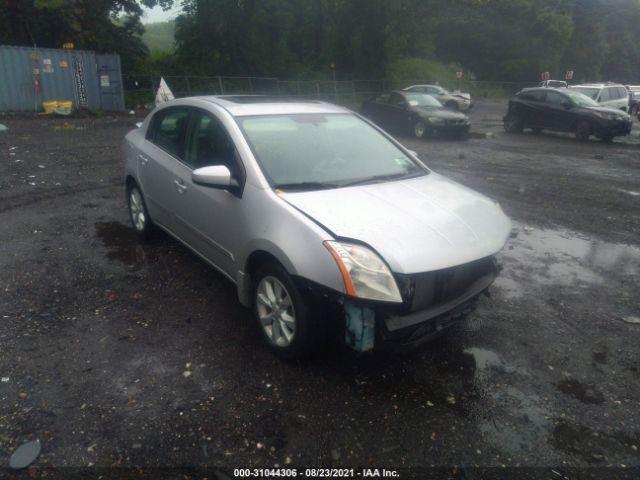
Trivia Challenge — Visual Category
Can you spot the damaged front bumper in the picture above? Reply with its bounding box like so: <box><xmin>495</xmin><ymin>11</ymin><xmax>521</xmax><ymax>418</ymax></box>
<box><xmin>341</xmin><ymin>256</ymin><xmax>500</xmax><ymax>352</ymax></box>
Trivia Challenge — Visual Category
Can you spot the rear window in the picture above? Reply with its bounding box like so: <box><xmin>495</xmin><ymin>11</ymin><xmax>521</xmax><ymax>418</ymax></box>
<box><xmin>518</xmin><ymin>90</ymin><xmax>545</xmax><ymax>101</ymax></box>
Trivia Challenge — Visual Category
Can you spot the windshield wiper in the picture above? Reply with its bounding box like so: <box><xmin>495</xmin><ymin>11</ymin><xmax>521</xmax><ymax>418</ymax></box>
<box><xmin>340</xmin><ymin>172</ymin><xmax>424</xmax><ymax>188</ymax></box>
<box><xmin>273</xmin><ymin>181</ymin><xmax>340</xmax><ymax>192</ymax></box>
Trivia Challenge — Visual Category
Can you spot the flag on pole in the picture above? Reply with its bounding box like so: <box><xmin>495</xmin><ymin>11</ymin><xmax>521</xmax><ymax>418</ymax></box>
<box><xmin>155</xmin><ymin>77</ymin><xmax>175</xmax><ymax>106</ymax></box>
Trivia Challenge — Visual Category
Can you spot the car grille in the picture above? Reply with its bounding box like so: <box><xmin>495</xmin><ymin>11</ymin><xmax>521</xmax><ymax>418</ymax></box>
<box><xmin>396</xmin><ymin>256</ymin><xmax>497</xmax><ymax>313</ymax></box>
<box><xmin>446</xmin><ymin>119</ymin><xmax>466</xmax><ymax>125</ymax></box>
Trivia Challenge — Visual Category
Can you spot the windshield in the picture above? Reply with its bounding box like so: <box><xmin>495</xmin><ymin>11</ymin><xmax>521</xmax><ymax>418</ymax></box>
<box><xmin>570</xmin><ymin>87</ymin><xmax>599</xmax><ymax>100</ymax></box>
<box><xmin>405</xmin><ymin>93</ymin><xmax>443</xmax><ymax>107</ymax></box>
<box><xmin>564</xmin><ymin>90</ymin><xmax>600</xmax><ymax>107</ymax></box>
<box><xmin>237</xmin><ymin>113</ymin><xmax>427</xmax><ymax>189</ymax></box>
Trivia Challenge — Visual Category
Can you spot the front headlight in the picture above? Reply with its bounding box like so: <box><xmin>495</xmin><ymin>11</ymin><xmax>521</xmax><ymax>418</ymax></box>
<box><xmin>324</xmin><ymin>241</ymin><xmax>402</xmax><ymax>303</ymax></box>
<box><xmin>428</xmin><ymin>116</ymin><xmax>445</xmax><ymax>125</ymax></box>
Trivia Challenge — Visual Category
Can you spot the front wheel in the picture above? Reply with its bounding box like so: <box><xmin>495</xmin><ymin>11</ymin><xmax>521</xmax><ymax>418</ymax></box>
<box><xmin>253</xmin><ymin>262</ymin><xmax>319</xmax><ymax>360</ymax></box>
<box><xmin>575</xmin><ymin>121</ymin><xmax>591</xmax><ymax>142</ymax></box>
<box><xmin>503</xmin><ymin>114</ymin><xmax>523</xmax><ymax>133</ymax></box>
<box><xmin>413</xmin><ymin>121</ymin><xmax>427</xmax><ymax>138</ymax></box>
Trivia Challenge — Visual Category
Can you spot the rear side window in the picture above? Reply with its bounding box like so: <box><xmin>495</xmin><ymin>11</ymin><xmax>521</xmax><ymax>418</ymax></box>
<box><xmin>148</xmin><ymin>107</ymin><xmax>190</xmax><ymax>159</ymax></box>
<box><xmin>518</xmin><ymin>90</ymin><xmax>545</xmax><ymax>101</ymax></box>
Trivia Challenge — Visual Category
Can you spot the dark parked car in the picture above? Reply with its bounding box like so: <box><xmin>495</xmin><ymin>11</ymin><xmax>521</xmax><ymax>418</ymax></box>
<box><xmin>503</xmin><ymin>87</ymin><xmax>633</xmax><ymax>142</ymax></box>
<box><xmin>361</xmin><ymin>91</ymin><xmax>470</xmax><ymax>139</ymax></box>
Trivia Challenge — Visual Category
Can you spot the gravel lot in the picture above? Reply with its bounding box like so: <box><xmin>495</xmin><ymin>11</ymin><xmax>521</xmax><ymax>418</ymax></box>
<box><xmin>0</xmin><ymin>101</ymin><xmax>639</xmax><ymax>479</ymax></box>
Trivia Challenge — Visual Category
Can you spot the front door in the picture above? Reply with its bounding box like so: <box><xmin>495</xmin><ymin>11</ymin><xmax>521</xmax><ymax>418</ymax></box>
<box><xmin>171</xmin><ymin>108</ymin><xmax>246</xmax><ymax>277</ymax></box>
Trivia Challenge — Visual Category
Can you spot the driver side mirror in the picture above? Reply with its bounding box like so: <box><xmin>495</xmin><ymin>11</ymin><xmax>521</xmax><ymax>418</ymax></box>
<box><xmin>192</xmin><ymin>165</ymin><xmax>239</xmax><ymax>189</ymax></box>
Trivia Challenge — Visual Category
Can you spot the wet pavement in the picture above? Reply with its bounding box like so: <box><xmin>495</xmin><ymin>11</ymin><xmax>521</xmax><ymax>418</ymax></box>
<box><xmin>0</xmin><ymin>104</ymin><xmax>639</xmax><ymax>478</ymax></box>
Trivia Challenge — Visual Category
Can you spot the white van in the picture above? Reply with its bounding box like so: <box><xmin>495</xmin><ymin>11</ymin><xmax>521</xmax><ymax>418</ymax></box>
<box><xmin>569</xmin><ymin>83</ymin><xmax>629</xmax><ymax>111</ymax></box>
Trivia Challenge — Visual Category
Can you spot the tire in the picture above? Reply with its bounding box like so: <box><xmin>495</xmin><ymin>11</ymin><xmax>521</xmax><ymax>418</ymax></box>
<box><xmin>413</xmin><ymin>120</ymin><xmax>427</xmax><ymax>139</ymax></box>
<box><xmin>575</xmin><ymin>121</ymin><xmax>591</xmax><ymax>142</ymax></box>
<box><xmin>503</xmin><ymin>114</ymin><xmax>523</xmax><ymax>133</ymax></box>
<box><xmin>127</xmin><ymin>183</ymin><xmax>154</xmax><ymax>240</ymax></box>
<box><xmin>445</xmin><ymin>100</ymin><xmax>459</xmax><ymax>111</ymax></box>
<box><xmin>253</xmin><ymin>262</ymin><xmax>319</xmax><ymax>360</ymax></box>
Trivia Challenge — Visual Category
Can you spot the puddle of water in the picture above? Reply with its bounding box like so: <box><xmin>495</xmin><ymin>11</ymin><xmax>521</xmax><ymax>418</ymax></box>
<box><xmin>557</xmin><ymin>378</ymin><xmax>605</xmax><ymax>405</ymax></box>
<box><xmin>494</xmin><ymin>224</ymin><xmax>640</xmax><ymax>298</ymax></box>
<box><xmin>479</xmin><ymin>386</ymin><xmax>551</xmax><ymax>456</ymax></box>
<box><xmin>94</xmin><ymin>221</ymin><xmax>157</xmax><ymax>270</ymax></box>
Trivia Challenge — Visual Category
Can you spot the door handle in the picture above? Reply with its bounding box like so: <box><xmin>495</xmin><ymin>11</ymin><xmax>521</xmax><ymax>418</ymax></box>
<box><xmin>174</xmin><ymin>179</ymin><xmax>187</xmax><ymax>193</ymax></box>
<box><xmin>138</xmin><ymin>154</ymin><xmax>149</xmax><ymax>166</ymax></box>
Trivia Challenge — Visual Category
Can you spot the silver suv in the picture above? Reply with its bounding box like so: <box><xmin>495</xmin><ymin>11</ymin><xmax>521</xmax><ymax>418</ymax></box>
<box><xmin>123</xmin><ymin>96</ymin><xmax>511</xmax><ymax>359</ymax></box>
<box><xmin>569</xmin><ymin>83</ymin><xmax>630</xmax><ymax>111</ymax></box>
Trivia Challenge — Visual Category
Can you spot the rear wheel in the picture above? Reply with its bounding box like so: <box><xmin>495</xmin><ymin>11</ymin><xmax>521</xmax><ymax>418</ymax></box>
<box><xmin>503</xmin><ymin>114</ymin><xmax>523</xmax><ymax>133</ymax></box>
<box><xmin>413</xmin><ymin>121</ymin><xmax>426</xmax><ymax>138</ymax></box>
<box><xmin>575</xmin><ymin>121</ymin><xmax>591</xmax><ymax>142</ymax></box>
<box><xmin>253</xmin><ymin>262</ymin><xmax>319</xmax><ymax>360</ymax></box>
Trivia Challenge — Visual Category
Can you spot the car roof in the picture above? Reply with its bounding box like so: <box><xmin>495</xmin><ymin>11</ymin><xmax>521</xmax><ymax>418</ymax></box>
<box><xmin>403</xmin><ymin>84</ymin><xmax>443</xmax><ymax>89</ymax></box>
<box><xmin>571</xmin><ymin>83</ymin><xmax>624</xmax><ymax>88</ymax></box>
<box><xmin>168</xmin><ymin>95</ymin><xmax>351</xmax><ymax>117</ymax></box>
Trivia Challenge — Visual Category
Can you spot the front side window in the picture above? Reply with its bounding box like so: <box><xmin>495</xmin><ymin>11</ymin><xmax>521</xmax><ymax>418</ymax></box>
<box><xmin>237</xmin><ymin>114</ymin><xmax>427</xmax><ymax>189</ymax></box>
<box><xmin>148</xmin><ymin>107</ymin><xmax>190</xmax><ymax>159</ymax></box>
<box><xmin>389</xmin><ymin>93</ymin><xmax>407</xmax><ymax>108</ymax></box>
<box><xmin>185</xmin><ymin>110</ymin><xmax>235</xmax><ymax>170</ymax></box>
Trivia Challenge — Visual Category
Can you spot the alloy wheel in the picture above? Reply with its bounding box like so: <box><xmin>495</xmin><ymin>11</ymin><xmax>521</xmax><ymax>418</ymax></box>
<box><xmin>256</xmin><ymin>276</ymin><xmax>296</xmax><ymax>347</ymax></box>
<box><xmin>129</xmin><ymin>188</ymin><xmax>146</xmax><ymax>232</ymax></box>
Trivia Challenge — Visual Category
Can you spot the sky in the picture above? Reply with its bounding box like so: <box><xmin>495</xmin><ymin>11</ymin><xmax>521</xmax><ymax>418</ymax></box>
<box><xmin>141</xmin><ymin>4</ymin><xmax>182</xmax><ymax>23</ymax></box>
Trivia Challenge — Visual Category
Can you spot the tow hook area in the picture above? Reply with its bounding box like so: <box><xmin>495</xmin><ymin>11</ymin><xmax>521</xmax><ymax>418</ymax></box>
<box><xmin>344</xmin><ymin>301</ymin><xmax>375</xmax><ymax>352</ymax></box>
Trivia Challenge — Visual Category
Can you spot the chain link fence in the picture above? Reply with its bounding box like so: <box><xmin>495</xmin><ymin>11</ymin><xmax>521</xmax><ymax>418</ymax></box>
<box><xmin>124</xmin><ymin>74</ymin><xmax>534</xmax><ymax>110</ymax></box>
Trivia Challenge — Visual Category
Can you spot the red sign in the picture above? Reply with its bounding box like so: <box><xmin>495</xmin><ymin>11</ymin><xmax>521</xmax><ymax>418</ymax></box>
<box><xmin>565</xmin><ymin>70</ymin><xmax>574</xmax><ymax>80</ymax></box>
<box><xmin>541</xmin><ymin>71</ymin><xmax>550</xmax><ymax>81</ymax></box>
<box><xmin>455</xmin><ymin>71</ymin><xmax>463</xmax><ymax>79</ymax></box>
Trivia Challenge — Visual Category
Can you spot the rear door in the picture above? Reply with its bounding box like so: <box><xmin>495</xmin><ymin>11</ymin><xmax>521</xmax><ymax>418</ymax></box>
<box><xmin>514</xmin><ymin>90</ymin><xmax>546</xmax><ymax>127</ymax></box>
<box><xmin>137</xmin><ymin>107</ymin><xmax>190</xmax><ymax>230</ymax></box>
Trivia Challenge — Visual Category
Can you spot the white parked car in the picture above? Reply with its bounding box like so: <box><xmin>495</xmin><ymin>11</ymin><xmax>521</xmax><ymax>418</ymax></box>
<box><xmin>403</xmin><ymin>85</ymin><xmax>473</xmax><ymax>111</ymax></box>
<box><xmin>569</xmin><ymin>83</ymin><xmax>630</xmax><ymax>111</ymax></box>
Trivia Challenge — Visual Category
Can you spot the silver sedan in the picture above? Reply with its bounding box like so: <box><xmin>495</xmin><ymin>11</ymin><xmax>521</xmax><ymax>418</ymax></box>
<box><xmin>123</xmin><ymin>96</ymin><xmax>511</xmax><ymax>359</ymax></box>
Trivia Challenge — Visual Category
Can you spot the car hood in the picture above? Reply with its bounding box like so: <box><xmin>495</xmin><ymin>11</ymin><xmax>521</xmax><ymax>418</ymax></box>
<box><xmin>584</xmin><ymin>106</ymin><xmax>630</xmax><ymax>116</ymax></box>
<box><xmin>451</xmin><ymin>91</ymin><xmax>471</xmax><ymax>100</ymax></box>
<box><xmin>280</xmin><ymin>173</ymin><xmax>511</xmax><ymax>274</ymax></box>
<box><xmin>414</xmin><ymin>107</ymin><xmax>469</xmax><ymax>120</ymax></box>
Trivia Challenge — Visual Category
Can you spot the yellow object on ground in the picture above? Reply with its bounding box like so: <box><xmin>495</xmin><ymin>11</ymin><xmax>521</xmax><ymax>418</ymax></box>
<box><xmin>42</xmin><ymin>101</ymin><xmax>58</xmax><ymax>114</ymax></box>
